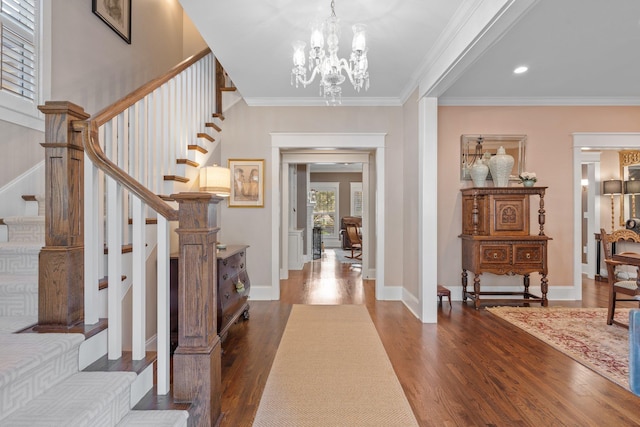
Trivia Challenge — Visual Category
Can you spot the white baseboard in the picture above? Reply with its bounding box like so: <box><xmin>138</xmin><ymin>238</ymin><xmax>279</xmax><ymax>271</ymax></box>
<box><xmin>402</xmin><ymin>288</ymin><xmax>420</xmax><ymax>320</ymax></box>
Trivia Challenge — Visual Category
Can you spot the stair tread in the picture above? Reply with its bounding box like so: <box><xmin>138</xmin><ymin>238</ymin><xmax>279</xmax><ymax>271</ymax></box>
<box><xmin>205</xmin><ymin>122</ymin><xmax>222</xmax><ymax>132</ymax></box>
<box><xmin>0</xmin><ymin>333</ymin><xmax>84</xmax><ymax>388</ymax></box>
<box><xmin>197</xmin><ymin>132</ymin><xmax>215</xmax><ymax>142</ymax></box>
<box><xmin>0</xmin><ymin>333</ymin><xmax>83</xmax><ymax>417</ymax></box>
<box><xmin>85</xmin><ymin>351</ymin><xmax>156</xmax><ymax>375</ymax></box>
<box><xmin>163</xmin><ymin>175</ymin><xmax>190</xmax><ymax>183</ymax></box>
<box><xmin>2</xmin><ymin>215</ymin><xmax>44</xmax><ymax>224</ymax></box>
<box><xmin>0</xmin><ymin>274</ymin><xmax>38</xmax><ymax>288</ymax></box>
<box><xmin>116</xmin><ymin>410</ymin><xmax>189</xmax><ymax>426</ymax></box>
<box><xmin>0</xmin><ymin>241</ymin><xmax>43</xmax><ymax>249</ymax></box>
<box><xmin>0</xmin><ymin>315</ymin><xmax>37</xmax><ymax>333</ymax></box>
<box><xmin>1</xmin><ymin>371</ymin><xmax>136</xmax><ymax>425</ymax></box>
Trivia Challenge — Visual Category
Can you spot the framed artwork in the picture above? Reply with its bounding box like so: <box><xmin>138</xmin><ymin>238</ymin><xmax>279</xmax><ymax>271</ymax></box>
<box><xmin>229</xmin><ymin>159</ymin><xmax>265</xmax><ymax>208</ymax></box>
<box><xmin>93</xmin><ymin>0</ymin><xmax>132</xmax><ymax>44</ymax></box>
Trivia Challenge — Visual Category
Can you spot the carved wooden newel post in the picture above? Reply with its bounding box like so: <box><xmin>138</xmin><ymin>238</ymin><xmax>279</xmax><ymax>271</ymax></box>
<box><xmin>172</xmin><ymin>192</ymin><xmax>222</xmax><ymax>427</ymax></box>
<box><xmin>36</xmin><ymin>101</ymin><xmax>88</xmax><ymax>328</ymax></box>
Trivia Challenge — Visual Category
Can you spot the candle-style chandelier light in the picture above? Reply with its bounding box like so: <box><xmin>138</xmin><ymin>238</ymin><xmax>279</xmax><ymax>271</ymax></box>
<box><xmin>290</xmin><ymin>0</ymin><xmax>369</xmax><ymax>105</ymax></box>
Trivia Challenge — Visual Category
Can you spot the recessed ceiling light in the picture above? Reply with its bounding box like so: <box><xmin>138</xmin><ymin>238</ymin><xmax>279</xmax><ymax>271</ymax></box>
<box><xmin>514</xmin><ymin>66</ymin><xmax>528</xmax><ymax>74</ymax></box>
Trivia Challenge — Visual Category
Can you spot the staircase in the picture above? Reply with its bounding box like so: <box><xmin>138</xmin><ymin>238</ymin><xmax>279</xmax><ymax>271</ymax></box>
<box><xmin>0</xmin><ymin>47</ymin><xmax>234</xmax><ymax>425</ymax></box>
<box><xmin>0</xmin><ymin>215</ymin><xmax>40</xmax><ymax>333</ymax></box>
<box><xmin>0</xmin><ymin>213</ymin><xmax>188</xmax><ymax>425</ymax></box>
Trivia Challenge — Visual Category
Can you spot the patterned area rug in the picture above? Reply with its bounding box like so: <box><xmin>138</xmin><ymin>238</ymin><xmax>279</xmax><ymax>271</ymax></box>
<box><xmin>487</xmin><ymin>307</ymin><xmax>630</xmax><ymax>390</ymax></box>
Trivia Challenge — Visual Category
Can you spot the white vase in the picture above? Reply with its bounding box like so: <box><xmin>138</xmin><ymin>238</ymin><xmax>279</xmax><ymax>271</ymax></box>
<box><xmin>470</xmin><ymin>158</ymin><xmax>489</xmax><ymax>187</ymax></box>
<box><xmin>488</xmin><ymin>146</ymin><xmax>514</xmax><ymax>187</ymax></box>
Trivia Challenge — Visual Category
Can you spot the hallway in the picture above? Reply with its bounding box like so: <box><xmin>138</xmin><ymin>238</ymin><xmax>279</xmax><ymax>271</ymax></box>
<box><xmin>280</xmin><ymin>248</ymin><xmax>367</xmax><ymax>305</ymax></box>
<box><xmin>219</xmin><ymin>267</ymin><xmax>640</xmax><ymax>426</ymax></box>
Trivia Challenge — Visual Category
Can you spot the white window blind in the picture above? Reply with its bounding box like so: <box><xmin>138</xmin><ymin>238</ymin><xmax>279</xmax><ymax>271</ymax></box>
<box><xmin>1</xmin><ymin>0</ymin><xmax>37</xmax><ymax>102</ymax></box>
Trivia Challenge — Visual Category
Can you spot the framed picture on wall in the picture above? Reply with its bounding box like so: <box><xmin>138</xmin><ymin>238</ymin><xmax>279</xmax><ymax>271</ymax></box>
<box><xmin>229</xmin><ymin>159</ymin><xmax>265</xmax><ymax>208</ymax></box>
<box><xmin>92</xmin><ymin>0</ymin><xmax>132</xmax><ymax>44</ymax></box>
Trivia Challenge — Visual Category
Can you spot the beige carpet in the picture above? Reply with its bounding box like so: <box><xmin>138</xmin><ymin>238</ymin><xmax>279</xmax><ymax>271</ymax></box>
<box><xmin>252</xmin><ymin>305</ymin><xmax>418</xmax><ymax>426</ymax></box>
<box><xmin>487</xmin><ymin>307</ymin><xmax>630</xmax><ymax>390</ymax></box>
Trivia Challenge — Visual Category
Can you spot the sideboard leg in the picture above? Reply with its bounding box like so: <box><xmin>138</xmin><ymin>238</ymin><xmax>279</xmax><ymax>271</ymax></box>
<box><xmin>462</xmin><ymin>270</ymin><xmax>468</xmax><ymax>302</ymax></box>
<box><xmin>473</xmin><ymin>274</ymin><xmax>481</xmax><ymax>310</ymax></box>
<box><xmin>541</xmin><ymin>274</ymin><xmax>549</xmax><ymax>306</ymax></box>
<box><xmin>523</xmin><ymin>274</ymin><xmax>530</xmax><ymax>298</ymax></box>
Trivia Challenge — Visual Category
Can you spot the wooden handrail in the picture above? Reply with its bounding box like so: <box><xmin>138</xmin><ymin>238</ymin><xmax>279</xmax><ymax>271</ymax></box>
<box><xmin>93</xmin><ymin>48</ymin><xmax>211</xmax><ymax>126</ymax></box>
<box><xmin>76</xmin><ymin>121</ymin><xmax>178</xmax><ymax>221</ymax></box>
<box><xmin>78</xmin><ymin>48</ymin><xmax>212</xmax><ymax>221</ymax></box>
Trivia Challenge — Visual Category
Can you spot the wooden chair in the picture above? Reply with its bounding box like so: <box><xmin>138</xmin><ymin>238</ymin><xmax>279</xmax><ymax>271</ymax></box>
<box><xmin>345</xmin><ymin>224</ymin><xmax>362</xmax><ymax>260</ymax></box>
<box><xmin>600</xmin><ymin>228</ymin><xmax>640</xmax><ymax>327</ymax></box>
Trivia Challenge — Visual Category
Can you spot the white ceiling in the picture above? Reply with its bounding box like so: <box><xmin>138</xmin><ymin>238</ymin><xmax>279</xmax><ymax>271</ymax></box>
<box><xmin>180</xmin><ymin>0</ymin><xmax>640</xmax><ymax>106</ymax></box>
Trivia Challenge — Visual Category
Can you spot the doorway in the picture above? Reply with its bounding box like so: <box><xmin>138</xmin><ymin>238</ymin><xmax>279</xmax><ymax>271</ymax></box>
<box><xmin>270</xmin><ymin>133</ymin><xmax>386</xmax><ymax>301</ymax></box>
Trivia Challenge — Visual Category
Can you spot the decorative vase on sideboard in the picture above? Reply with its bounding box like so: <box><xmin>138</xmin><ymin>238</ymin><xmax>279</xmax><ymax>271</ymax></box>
<box><xmin>522</xmin><ymin>180</ymin><xmax>535</xmax><ymax>187</ymax></box>
<box><xmin>488</xmin><ymin>146</ymin><xmax>514</xmax><ymax>187</ymax></box>
<box><xmin>470</xmin><ymin>158</ymin><xmax>489</xmax><ymax>187</ymax></box>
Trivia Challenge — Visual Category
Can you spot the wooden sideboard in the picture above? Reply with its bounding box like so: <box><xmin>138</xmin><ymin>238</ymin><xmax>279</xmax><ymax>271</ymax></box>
<box><xmin>216</xmin><ymin>245</ymin><xmax>251</xmax><ymax>340</ymax></box>
<box><xmin>460</xmin><ymin>187</ymin><xmax>551</xmax><ymax>309</ymax></box>
<box><xmin>170</xmin><ymin>244</ymin><xmax>250</xmax><ymax>347</ymax></box>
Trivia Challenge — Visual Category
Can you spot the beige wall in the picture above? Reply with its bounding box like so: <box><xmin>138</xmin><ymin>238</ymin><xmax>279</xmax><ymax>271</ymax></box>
<box><xmin>438</xmin><ymin>106</ymin><xmax>640</xmax><ymax>291</ymax></box>
<box><xmin>402</xmin><ymin>90</ymin><xmax>420</xmax><ymax>297</ymax></box>
<box><xmin>218</xmin><ymin>100</ymin><xmax>405</xmax><ymax>291</ymax></box>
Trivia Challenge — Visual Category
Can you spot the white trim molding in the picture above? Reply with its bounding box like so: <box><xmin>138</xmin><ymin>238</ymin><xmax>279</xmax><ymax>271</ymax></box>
<box><xmin>270</xmin><ymin>133</ymin><xmax>390</xmax><ymax>301</ymax></box>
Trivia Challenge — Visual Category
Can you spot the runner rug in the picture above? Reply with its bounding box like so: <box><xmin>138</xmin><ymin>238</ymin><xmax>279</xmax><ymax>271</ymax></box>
<box><xmin>252</xmin><ymin>304</ymin><xmax>418</xmax><ymax>426</ymax></box>
<box><xmin>487</xmin><ymin>307</ymin><xmax>630</xmax><ymax>390</ymax></box>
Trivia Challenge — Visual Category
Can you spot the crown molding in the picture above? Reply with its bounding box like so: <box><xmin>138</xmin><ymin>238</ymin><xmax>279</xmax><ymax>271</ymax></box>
<box><xmin>243</xmin><ymin>97</ymin><xmax>403</xmax><ymax>107</ymax></box>
<box><xmin>438</xmin><ymin>96</ymin><xmax>640</xmax><ymax>106</ymax></box>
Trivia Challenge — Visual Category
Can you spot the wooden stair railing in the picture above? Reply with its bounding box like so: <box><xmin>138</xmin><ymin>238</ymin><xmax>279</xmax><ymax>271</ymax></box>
<box><xmin>215</xmin><ymin>58</ymin><xmax>236</xmax><ymax>117</ymax></box>
<box><xmin>38</xmin><ymin>47</ymin><xmax>224</xmax><ymax>425</ymax></box>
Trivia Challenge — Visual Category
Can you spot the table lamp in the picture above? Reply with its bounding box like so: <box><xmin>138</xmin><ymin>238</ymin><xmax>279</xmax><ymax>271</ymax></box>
<box><xmin>199</xmin><ymin>164</ymin><xmax>231</xmax><ymax>197</ymax></box>
<box><xmin>603</xmin><ymin>179</ymin><xmax>622</xmax><ymax>231</ymax></box>
<box><xmin>625</xmin><ymin>179</ymin><xmax>640</xmax><ymax>218</ymax></box>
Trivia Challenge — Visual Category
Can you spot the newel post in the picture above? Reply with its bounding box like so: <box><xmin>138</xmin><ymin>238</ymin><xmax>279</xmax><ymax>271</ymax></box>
<box><xmin>36</xmin><ymin>101</ymin><xmax>89</xmax><ymax>328</ymax></box>
<box><xmin>171</xmin><ymin>192</ymin><xmax>223</xmax><ymax>427</ymax></box>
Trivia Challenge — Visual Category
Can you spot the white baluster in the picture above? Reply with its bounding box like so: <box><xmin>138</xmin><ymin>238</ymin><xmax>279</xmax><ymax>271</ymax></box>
<box><xmin>107</xmin><ymin>177</ymin><xmax>123</xmax><ymax>359</ymax></box>
<box><xmin>131</xmin><ymin>197</ymin><xmax>146</xmax><ymax>360</ymax></box>
<box><xmin>84</xmin><ymin>158</ymin><xmax>99</xmax><ymax>325</ymax></box>
<box><xmin>156</xmin><ymin>215</ymin><xmax>170</xmax><ymax>394</ymax></box>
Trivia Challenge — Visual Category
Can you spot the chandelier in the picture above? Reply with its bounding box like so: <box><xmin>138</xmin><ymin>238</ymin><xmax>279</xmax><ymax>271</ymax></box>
<box><xmin>291</xmin><ymin>0</ymin><xmax>369</xmax><ymax>105</ymax></box>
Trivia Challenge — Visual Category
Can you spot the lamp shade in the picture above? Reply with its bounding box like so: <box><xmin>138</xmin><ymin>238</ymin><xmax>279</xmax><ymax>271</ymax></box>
<box><xmin>603</xmin><ymin>179</ymin><xmax>622</xmax><ymax>195</ymax></box>
<box><xmin>200</xmin><ymin>165</ymin><xmax>231</xmax><ymax>197</ymax></box>
<box><xmin>626</xmin><ymin>180</ymin><xmax>640</xmax><ymax>195</ymax></box>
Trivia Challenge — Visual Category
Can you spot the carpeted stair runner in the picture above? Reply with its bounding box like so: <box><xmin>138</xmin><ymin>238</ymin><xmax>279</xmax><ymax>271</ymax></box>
<box><xmin>116</xmin><ymin>410</ymin><xmax>189</xmax><ymax>426</ymax></box>
<box><xmin>0</xmin><ymin>215</ymin><xmax>43</xmax><ymax>332</ymax></box>
<box><xmin>0</xmin><ymin>215</ymin><xmax>188</xmax><ymax>425</ymax></box>
<box><xmin>0</xmin><ymin>333</ymin><xmax>85</xmax><ymax>419</ymax></box>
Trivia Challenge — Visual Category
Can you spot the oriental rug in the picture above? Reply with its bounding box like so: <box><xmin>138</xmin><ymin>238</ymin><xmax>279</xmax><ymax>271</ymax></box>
<box><xmin>252</xmin><ymin>305</ymin><xmax>418</xmax><ymax>426</ymax></box>
<box><xmin>487</xmin><ymin>307</ymin><xmax>630</xmax><ymax>390</ymax></box>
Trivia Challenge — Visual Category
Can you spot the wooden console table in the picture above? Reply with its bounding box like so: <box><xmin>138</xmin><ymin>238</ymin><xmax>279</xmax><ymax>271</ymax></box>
<box><xmin>216</xmin><ymin>245</ymin><xmax>251</xmax><ymax>341</ymax></box>
<box><xmin>460</xmin><ymin>187</ymin><xmax>551</xmax><ymax>309</ymax></box>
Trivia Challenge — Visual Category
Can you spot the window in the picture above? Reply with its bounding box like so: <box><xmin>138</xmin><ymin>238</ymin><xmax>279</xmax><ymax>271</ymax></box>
<box><xmin>0</xmin><ymin>0</ymin><xmax>45</xmax><ymax>130</ymax></box>
<box><xmin>350</xmin><ymin>182</ymin><xmax>362</xmax><ymax>217</ymax></box>
<box><xmin>311</xmin><ymin>182</ymin><xmax>339</xmax><ymax>243</ymax></box>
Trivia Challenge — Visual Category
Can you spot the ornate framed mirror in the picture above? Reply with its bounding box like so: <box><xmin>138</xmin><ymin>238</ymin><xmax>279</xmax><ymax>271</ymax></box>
<box><xmin>620</xmin><ymin>150</ymin><xmax>640</xmax><ymax>227</ymax></box>
<box><xmin>460</xmin><ymin>134</ymin><xmax>527</xmax><ymax>181</ymax></box>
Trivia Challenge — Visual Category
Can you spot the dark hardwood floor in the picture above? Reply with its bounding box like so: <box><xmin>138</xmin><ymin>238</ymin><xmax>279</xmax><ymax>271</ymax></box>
<box><xmin>219</xmin><ymin>250</ymin><xmax>640</xmax><ymax>426</ymax></box>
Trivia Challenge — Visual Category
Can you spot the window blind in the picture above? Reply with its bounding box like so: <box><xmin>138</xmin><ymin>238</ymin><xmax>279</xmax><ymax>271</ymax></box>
<box><xmin>1</xmin><ymin>0</ymin><xmax>37</xmax><ymax>101</ymax></box>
